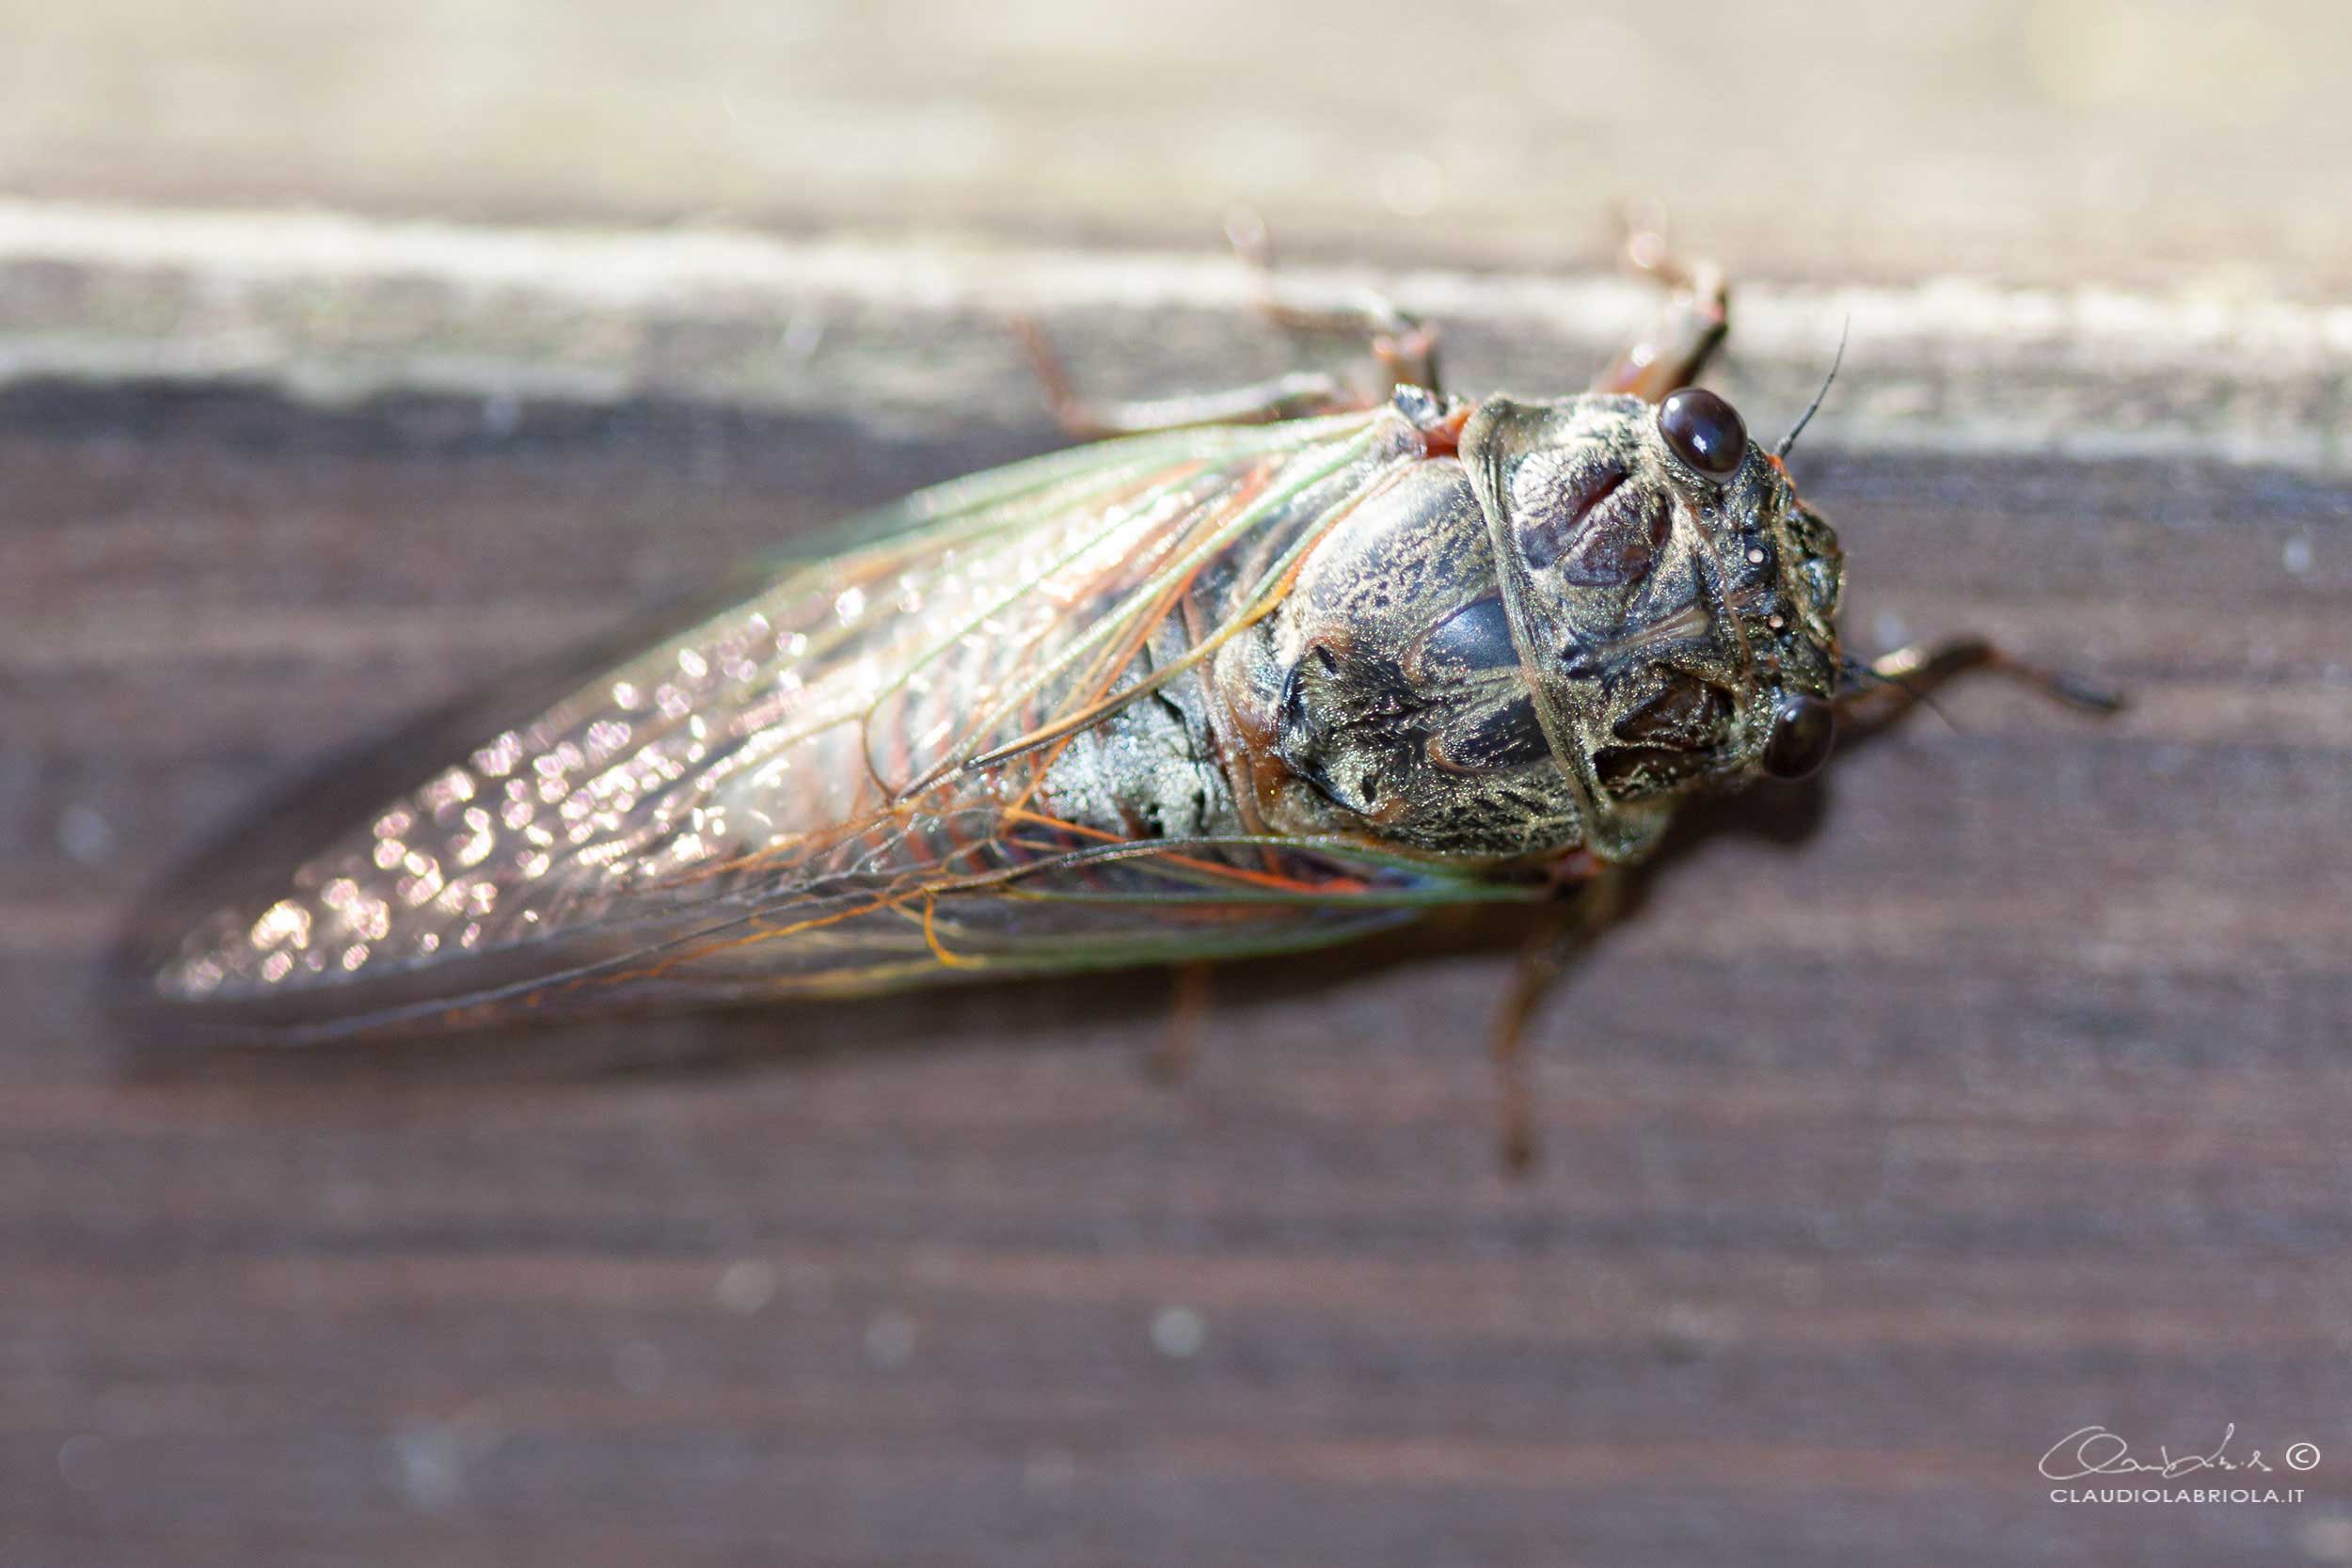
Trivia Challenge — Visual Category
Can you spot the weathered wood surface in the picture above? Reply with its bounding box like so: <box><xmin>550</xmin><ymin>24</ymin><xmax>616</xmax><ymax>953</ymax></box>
<box><xmin>5</xmin><ymin>210</ymin><xmax>2352</xmax><ymax>1568</ymax></box>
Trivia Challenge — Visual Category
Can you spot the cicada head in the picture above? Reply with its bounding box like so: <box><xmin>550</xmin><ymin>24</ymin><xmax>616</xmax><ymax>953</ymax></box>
<box><xmin>1460</xmin><ymin>387</ymin><xmax>1847</xmax><ymax>862</ymax></box>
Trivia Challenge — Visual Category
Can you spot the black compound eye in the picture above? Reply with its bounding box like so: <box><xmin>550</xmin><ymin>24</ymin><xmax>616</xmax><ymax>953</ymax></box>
<box><xmin>1658</xmin><ymin>388</ymin><xmax>1748</xmax><ymax>479</ymax></box>
<box><xmin>1761</xmin><ymin>692</ymin><xmax>1836</xmax><ymax>780</ymax></box>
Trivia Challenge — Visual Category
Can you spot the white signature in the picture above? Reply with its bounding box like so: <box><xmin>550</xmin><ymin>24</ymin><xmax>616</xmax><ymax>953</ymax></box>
<box><xmin>2040</xmin><ymin>1424</ymin><xmax>2276</xmax><ymax>1481</ymax></box>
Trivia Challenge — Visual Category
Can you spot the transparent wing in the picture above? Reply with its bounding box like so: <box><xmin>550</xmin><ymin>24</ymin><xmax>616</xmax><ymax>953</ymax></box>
<box><xmin>134</xmin><ymin>407</ymin><xmax>1536</xmax><ymax>1041</ymax></box>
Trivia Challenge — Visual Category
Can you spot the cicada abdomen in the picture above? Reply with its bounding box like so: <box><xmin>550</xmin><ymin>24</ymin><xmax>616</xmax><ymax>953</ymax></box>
<box><xmin>135</xmin><ymin>403</ymin><xmax>1478</xmax><ymax>1037</ymax></box>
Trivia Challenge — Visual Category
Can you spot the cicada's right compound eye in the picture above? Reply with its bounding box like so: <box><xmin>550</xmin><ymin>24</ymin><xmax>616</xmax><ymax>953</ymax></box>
<box><xmin>1761</xmin><ymin>692</ymin><xmax>1837</xmax><ymax>779</ymax></box>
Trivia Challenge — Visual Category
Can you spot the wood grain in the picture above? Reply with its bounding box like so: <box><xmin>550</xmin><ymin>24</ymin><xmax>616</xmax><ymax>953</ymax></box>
<box><xmin>6</xmin><ymin>228</ymin><xmax>2352</xmax><ymax>1568</ymax></box>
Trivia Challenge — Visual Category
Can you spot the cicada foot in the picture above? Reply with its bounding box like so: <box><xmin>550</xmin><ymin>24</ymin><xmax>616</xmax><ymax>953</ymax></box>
<box><xmin>1149</xmin><ymin>961</ymin><xmax>1214</xmax><ymax>1084</ymax></box>
<box><xmin>1837</xmin><ymin>637</ymin><xmax>2126</xmax><ymax>736</ymax></box>
<box><xmin>1590</xmin><ymin>202</ymin><xmax>1729</xmax><ymax>404</ymax></box>
<box><xmin>1487</xmin><ymin>868</ymin><xmax>1629</xmax><ymax>1176</ymax></box>
<box><xmin>1014</xmin><ymin>315</ymin><xmax>1360</xmax><ymax>439</ymax></box>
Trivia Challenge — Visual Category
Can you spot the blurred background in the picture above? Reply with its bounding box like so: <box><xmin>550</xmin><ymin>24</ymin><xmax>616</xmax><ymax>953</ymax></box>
<box><xmin>5</xmin><ymin>3</ymin><xmax>2351</xmax><ymax>1566</ymax></box>
<box><xmin>4</xmin><ymin>0</ymin><xmax>2352</xmax><ymax>289</ymax></box>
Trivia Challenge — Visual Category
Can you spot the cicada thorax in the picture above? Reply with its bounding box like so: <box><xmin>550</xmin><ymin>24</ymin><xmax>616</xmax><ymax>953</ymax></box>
<box><xmin>1201</xmin><ymin>455</ymin><xmax>1579</xmax><ymax>859</ymax></box>
<box><xmin>1190</xmin><ymin>389</ymin><xmax>1849</xmax><ymax>869</ymax></box>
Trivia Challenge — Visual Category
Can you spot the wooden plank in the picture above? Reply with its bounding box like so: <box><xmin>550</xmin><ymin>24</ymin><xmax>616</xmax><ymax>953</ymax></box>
<box><xmin>5</xmin><ymin>202</ymin><xmax>2350</xmax><ymax>476</ymax></box>
<box><xmin>4</xmin><ymin>208</ymin><xmax>2350</xmax><ymax>1568</ymax></box>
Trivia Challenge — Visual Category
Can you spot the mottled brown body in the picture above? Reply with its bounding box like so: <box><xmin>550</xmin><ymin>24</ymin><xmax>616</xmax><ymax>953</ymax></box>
<box><xmin>1034</xmin><ymin>376</ymin><xmax>1848</xmax><ymax>874</ymax></box>
<box><xmin>130</xmin><ymin>237</ymin><xmax>2108</xmax><ymax>1059</ymax></box>
<box><xmin>1203</xmin><ymin>389</ymin><xmax>1845</xmax><ymax>867</ymax></box>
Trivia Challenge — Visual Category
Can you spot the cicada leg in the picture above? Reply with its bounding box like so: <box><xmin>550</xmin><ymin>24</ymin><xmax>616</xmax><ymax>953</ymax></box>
<box><xmin>1150</xmin><ymin>961</ymin><xmax>1214</xmax><ymax>1083</ymax></box>
<box><xmin>1490</xmin><ymin>867</ymin><xmax>1628</xmax><ymax>1174</ymax></box>
<box><xmin>1226</xmin><ymin>208</ymin><xmax>1444</xmax><ymax>396</ymax></box>
<box><xmin>1015</xmin><ymin>211</ymin><xmax>1441</xmax><ymax>439</ymax></box>
<box><xmin>1839</xmin><ymin>637</ymin><xmax>2125</xmax><ymax>735</ymax></box>
<box><xmin>1590</xmin><ymin>204</ymin><xmax>1729</xmax><ymax>404</ymax></box>
<box><xmin>1015</xmin><ymin>316</ymin><xmax>1362</xmax><ymax>438</ymax></box>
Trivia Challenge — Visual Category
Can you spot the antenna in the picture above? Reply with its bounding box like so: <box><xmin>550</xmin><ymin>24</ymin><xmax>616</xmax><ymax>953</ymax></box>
<box><xmin>1774</xmin><ymin>319</ymin><xmax>1850</xmax><ymax>460</ymax></box>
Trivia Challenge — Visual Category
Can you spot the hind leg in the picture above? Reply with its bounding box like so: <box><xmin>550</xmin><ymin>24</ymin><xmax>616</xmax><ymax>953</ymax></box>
<box><xmin>1017</xmin><ymin>213</ymin><xmax>1442</xmax><ymax>439</ymax></box>
<box><xmin>1017</xmin><ymin>317</ymin><xmax>1361</xmax><ymax>438</ymax></box>
<box><xmin>1225</xmin><ymin>209</ymin><xmax>1443</xmax><ymax>396</ymax></box>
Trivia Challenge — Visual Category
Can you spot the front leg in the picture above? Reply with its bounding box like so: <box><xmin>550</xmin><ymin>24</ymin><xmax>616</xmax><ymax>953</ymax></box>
<box><xmin>1590</xmin><ymin>211</ymin><xmax>1729</xmax><ymax>404</ymax></box>
<box><xmin>1838</xmin><ymin>638</ymin><xmax>2124</xmax><ymax>734</ymax></box>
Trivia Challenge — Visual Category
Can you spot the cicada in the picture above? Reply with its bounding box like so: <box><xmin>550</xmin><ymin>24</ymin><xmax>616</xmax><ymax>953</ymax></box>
<box><xmin>128</xmin><ymin>234</ymin><xmax>2117</xmax><ymax>1126</ymax></box>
